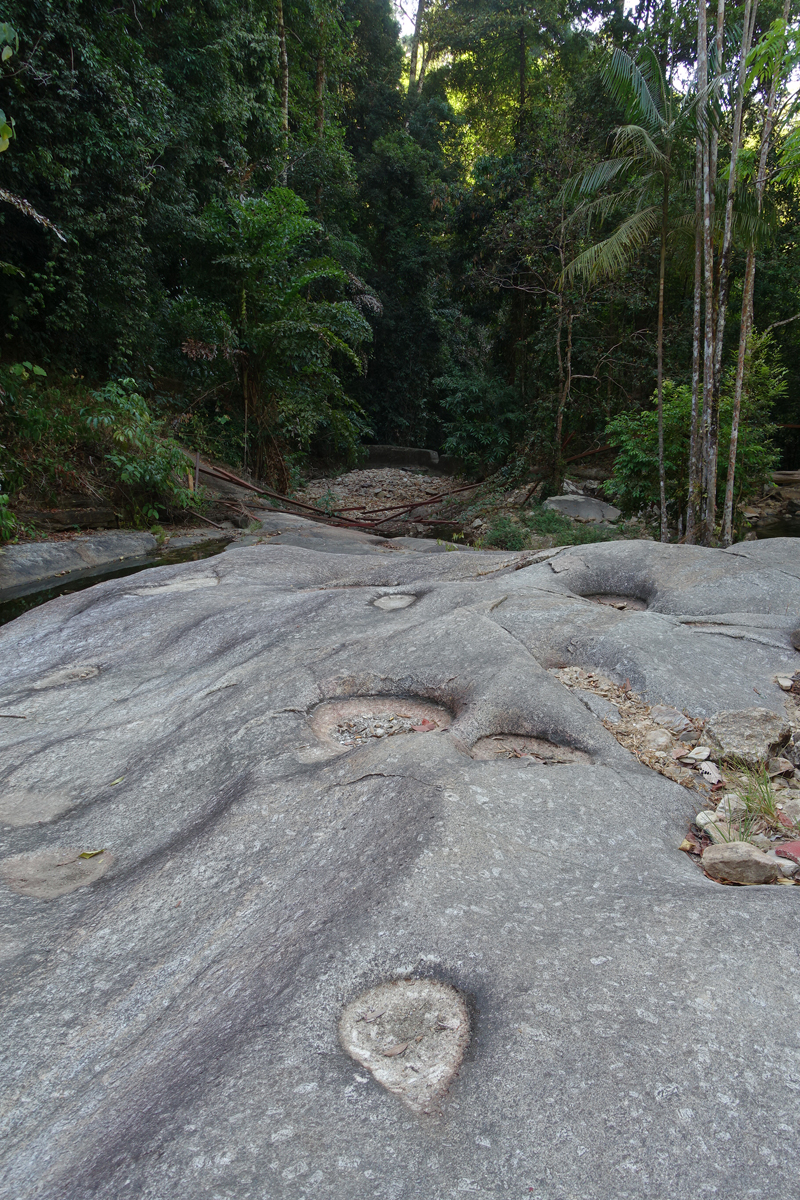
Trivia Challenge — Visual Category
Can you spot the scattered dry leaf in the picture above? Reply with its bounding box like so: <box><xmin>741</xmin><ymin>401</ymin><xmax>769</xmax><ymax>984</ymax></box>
<box><xmin>382</xmin><ymin>1042</ymin><xmax>409</xmax><ymax>1057</ymax></box>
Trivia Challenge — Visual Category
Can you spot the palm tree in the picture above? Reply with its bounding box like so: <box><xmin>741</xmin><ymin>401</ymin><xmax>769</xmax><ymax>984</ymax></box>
<box><xmin>561</xmin><ymin>47</ymin><xmax>699</xmax><ymax>542</ymax></box>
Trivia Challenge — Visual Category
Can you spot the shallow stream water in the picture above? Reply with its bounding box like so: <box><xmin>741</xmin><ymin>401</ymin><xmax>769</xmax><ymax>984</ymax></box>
<box><xmin>756</xmin><ymin>517</ymin><xmax>800</xmax><ymax>539</ymax></box>
<box><xmin>0</xmin><ymin>538</ymin><xmax>230</xmax><ymax>627</ymax></box>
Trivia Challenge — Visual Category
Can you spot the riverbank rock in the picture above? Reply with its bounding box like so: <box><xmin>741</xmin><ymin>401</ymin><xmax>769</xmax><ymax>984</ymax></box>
<box><xmin>705</xmin><ymin>707</ymin><xmax>792</xmax><ymax>766</ymax></box>
<box><xmin>0</xmin><ymin>531</ymin><xmax>157</xmax><ymax>601</ymax></box>
<box><xmin>542</xmin><ymin>494</ymin><xmax>622</xmax><ymax>523</ymax></box>
<box><xmin>2</xmin><ymin>533</ymin><xmax>800</xmax><ymax>1200</ymax></box>
<box><xmin>701</xmin><ymin>841</ymin><xmax>781</xmax><ymax>884</ymax></box>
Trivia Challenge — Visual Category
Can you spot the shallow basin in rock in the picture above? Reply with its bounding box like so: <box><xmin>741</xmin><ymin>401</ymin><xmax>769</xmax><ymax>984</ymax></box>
<box><xmin>584</xmin><ymin>592</ymin><xmax>648</xmax><ymax>611</ymax></box>
<box><xmin>307</xmin><ymin>696</ymin><xmax>452</xmax><ymax>753</ymax></box>
<box><xmin>338</xmin><ymin>978</ymin><xmax>470</xmax><ymax>1114</ymax></box>
<box><xmin>470</xmin><ymin>734</ymin><xmax>591</xmax><ymax>763</ymax></box>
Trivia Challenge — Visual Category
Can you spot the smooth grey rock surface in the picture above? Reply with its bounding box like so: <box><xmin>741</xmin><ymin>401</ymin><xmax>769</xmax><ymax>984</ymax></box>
<box><xmin>2</xmin><ymin>536</ymin><xmax>800</xmax><ymax>1200</ymax></box>
<box><xmin>543</xmin><ymin>495</ymin><xmax>622</xmax><ymax>522</ymax></box>
<box><xmin>0</xmin><ymin>531</ymin><xmax>157</xmax><ymax>601</ymax></box>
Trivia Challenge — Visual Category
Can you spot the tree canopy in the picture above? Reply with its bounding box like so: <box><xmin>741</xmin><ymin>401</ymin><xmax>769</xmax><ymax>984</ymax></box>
<box><xmin>1</xmin><ymin>0</ymin><xmax>798</xmax><ymax>542</ymax></box>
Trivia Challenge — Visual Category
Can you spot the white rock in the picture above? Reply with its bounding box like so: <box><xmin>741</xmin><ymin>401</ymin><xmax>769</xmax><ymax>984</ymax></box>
<box><xmin>683</xmin><ymin>745</ymin><xmax>711</xmax><ymax>762</ymax></box>
<box><xmin>715</xmin><ymin>793</ymin><xmax>746</xmax><ymax>821</ymax></box>
<box><xmin>764</xmin><ymin>851</ymin><xmax>798</xmax><ymax>878</ymax></box>
<box><xmin>542</xmin><ymin>495</ymin><xmax>622</xmax><ymax>524</ymax></box>
<box><xmin>706</xmin><ymin>708</ymin><xmax>792</xmax><ymax>767</ymax></box>
<box><xmin>695</xmin><ymin>810</ymin><xmax>719</xmax><ymax>830</ymax></box>
<box><xmin>650</xmin><ymin>705</ymin><xmax>694</xmax><ymax>735</ymax></box>
<box><xmin>643</xmin><ymin>728</ymin><xmax>673</xmax><ymax>751</ymax></box>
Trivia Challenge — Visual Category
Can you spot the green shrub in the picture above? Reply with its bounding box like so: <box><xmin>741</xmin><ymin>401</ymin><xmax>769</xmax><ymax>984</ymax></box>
<box><xmin>82</xmin><ymin>380</ymin><xmax>194</xmax><ymax>523</ymax></box>
<box><xmin>482</xmin><ymin>505</ymin><xmax>618</xmax><ymax>551</ymax></box>
<box><xmin>0</xmin><ymin>366</ymin><xmax>195</xmax><ymax>535</ymax></box>
<box><xmin>483</xmin><ymin>515</ymin><xmax>527</xmax><ymax>549</ymax></box>
<box><xmin>604</xmin><ymin>334</ymin><xmax>781</xmax><ymax>527</ymax></box>
<box><xmin>522</xmin><ymin>504</ymin><xmax>615</xmax><ymax>546</ymax></box>
<box><xmin>0</xmin><ymin>492</ymin><xmax>16</xmax><ymax>541</ymax></box>
<box><xmin>439</xmin><ymin>369</ymin><xmax>528</xmax><ymax>473</ymax></box>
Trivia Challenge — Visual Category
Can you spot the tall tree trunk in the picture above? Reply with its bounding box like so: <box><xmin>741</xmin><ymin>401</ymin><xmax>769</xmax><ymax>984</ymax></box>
<box><xmin>314</xmin><ymin>49</ymin><xmax>325</xmax><ymax>217</ymax></box>
<box><xmin>417</xmin><ymin>47</ymin><xmax>431</xmax><ymax>92</ymax></box>
<box><xmin>714</xmin><ymin>0</ymin><xmax>757</xmax><ymax>394</ymax></box>
<box><xmin>700</xmin><ymin>0</ymin><xmax>727</xmax><ymax>542</ymax></box>
<box><xmin>656</xmin><ymin>171</ymin><xmax>670</xmax><ymax>542</ymax></box>
<box><xmin>721</xmin><ymin>0</ymin><xmax>790</xmax><ymax>545</ymax></box>
<box><xmin>276</xmin><ymin>0</ymin><xmax>289</xmax><ymax>184</ymax></box>
<box><xmin>699</xmin><ymin>0</ymin><xmax>719</xmax><ymax>543</ymax></box>
<box><xmin>555</xmin><ymin>309</ymin><xmax>573</xmax><ymax>453</ymax></box>
<box><xmin>685</xmin><ymin>132</ymin><xmax>704</xmax><ymax>543</ymax></box>
<box><xmin>708</xmin><ymin>0</ymin><xmax>725</xmax><ymax>402</ymax></box>
<box><xmin>409</xmin><ymin>0</ymin><xmax>426</xmax><ymax>92</ymax></box>
<box><xmin>519</xmin><ymin>25</ymin><xmax>526</xmax><ymax>119</ymax></box>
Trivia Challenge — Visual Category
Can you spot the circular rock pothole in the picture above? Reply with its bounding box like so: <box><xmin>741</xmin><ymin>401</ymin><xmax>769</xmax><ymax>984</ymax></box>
<box><xmin>470</xmin><ymin>734</ymin><xmax>590</xmax><ymax>764</ymax></box>
<box><xmin>373</xmin><ymin>594</ymin><xmax>416</xmax><ymax>610</ymax></box>
<box><xmin>339</xmin><ymin>978</ymin><xmax>470</xmax><ymax>1113</ymax></box>
<box><xmin>308</xmin><ymin>697</ymin><xmax>452</xmax><ymax>752</ymax></box>
<box><xmin>1</xmin><ymin>847</ymin><xmax>113</xmax><ymax>899</ymax></box>
<box><xmin>584</xmin><ymin>593</ymin><xmax>647</xmax><ymax>611</ymax></box>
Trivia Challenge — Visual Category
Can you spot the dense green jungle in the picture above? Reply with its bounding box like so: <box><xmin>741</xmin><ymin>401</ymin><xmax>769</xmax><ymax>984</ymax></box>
<box><xmin>0</xmin><ymin>0</ymin><xmax>799</xmax><ymax>546</ymax></box>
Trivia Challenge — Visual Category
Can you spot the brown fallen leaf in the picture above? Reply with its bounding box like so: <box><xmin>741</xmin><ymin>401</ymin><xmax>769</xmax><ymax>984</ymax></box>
<box><xmin>359</xmin><ymin>1010</ymin><xmax>385</xmax><ymax>1024</ymax></box>
<box><xmin>382</xmin><ymin>1042</ymin><xmax>409</xmax><ymax>1057</ymax></box>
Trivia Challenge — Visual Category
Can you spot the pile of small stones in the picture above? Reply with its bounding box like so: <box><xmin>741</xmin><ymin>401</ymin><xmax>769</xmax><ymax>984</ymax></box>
<box><xmin>331</xmin><ymin>712</ymin><xmax>431</xmax><ymax>746</ymax></box>
<box><xmin>684</xmin><ymin>741</ymin><xmax>800</xmax><ymax>885</ymax></box>
<box><xmin>556</xmin><ymin>667</ymin><xmax>800</xmax><ymax>886</ymax></box>
<box><xmin>554</xmin><ymin>666</ymin><xmax>706</xmax><ymax>788</ymax></box>
<box><xmin>296</xmin><ymin>468</ymin><xmax>460</xmax><ymax>515</ymax></box>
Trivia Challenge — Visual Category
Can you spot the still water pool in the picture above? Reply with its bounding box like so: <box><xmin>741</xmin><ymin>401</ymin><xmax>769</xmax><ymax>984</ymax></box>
<box><xmin>0</xmin><ymin>538</ymin><xmax>230</xmax><ymax>627</ymax></box>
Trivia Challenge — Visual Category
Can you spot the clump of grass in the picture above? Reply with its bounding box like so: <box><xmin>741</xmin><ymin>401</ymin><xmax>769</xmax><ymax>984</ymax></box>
<box><xmin>523</xmin><ymin>505</ymin><xmax>615</xmax><ymax>546</ymax></box>
<box><xmin>482</xmin><ymin>515</ymin><xmax>527</xmax><ymax>550</ymax></box>
<box><xmin>737</xmin><ymin>761</ymin><xmax>782</xmax><ymax>827</ymax></box>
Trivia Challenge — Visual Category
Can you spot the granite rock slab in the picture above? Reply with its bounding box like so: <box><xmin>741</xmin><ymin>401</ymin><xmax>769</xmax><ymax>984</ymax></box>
<box><xmin>1</xmin><ymin>536</ymin><xmax>800</xmax><ymax>1200</ymax></box>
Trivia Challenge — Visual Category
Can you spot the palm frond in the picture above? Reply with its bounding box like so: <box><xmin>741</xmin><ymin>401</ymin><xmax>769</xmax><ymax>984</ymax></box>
<box><xmin>559</xmin><ymin>157</ymin><xmax>635</xmax><ymax>201</ymax></box>
<box><xmin>603</xmin><ymin>47</ymin><xmax>663</xmax><ymax>132</ymax></box>
<box><xmin>611</xmin><ymin>123</ymin><xmax>669</xmax><ymax>168</ymax></box>
<box><xmin>731</xmin><ymin>199</ymin><xmax>777</xmax><ymax>251</ymax></box>
<box><xmin>568</xmin><ymin>181</ymin><xmax>662</xmax><ymax>225</ymax></box>
<box><xmin>562</xmin><ymin>206</ymin><xmax>662</xmax><ymax>283</ymax></box>
<box><xmin>637</xmin><ymin>45</ymin><xmax>668</xmax><ymax>115</ymax></box>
